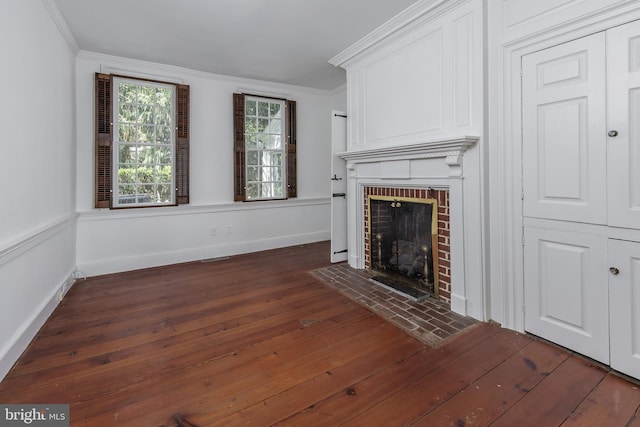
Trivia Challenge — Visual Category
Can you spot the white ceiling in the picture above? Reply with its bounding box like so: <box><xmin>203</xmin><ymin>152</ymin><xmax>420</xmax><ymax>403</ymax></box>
<box><xmin>52</xmin><ymin>0</ymin><xmax>420</xmax><ymax>91</ymax></box>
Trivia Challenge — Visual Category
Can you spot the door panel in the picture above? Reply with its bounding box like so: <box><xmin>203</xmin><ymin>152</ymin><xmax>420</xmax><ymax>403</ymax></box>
<box><xmin>609</xmin><ymin>239</ymin><xmax>640</xmax><ymax>379</ymax></box>
<box><xmin>522</xmin><ymin>33</ymin><xmax>607</xmax><ymax>224</ymax></box>
<box><xmin>330</xmin><ymin>111</ymin><xmax>348</xmax><ymax>263</ymax></box>
<box><xmin>607</xmin><ymin>21</ymin><xmax>640</xmax><ymax>228</ymax></box>
<box><xmin>524</xmin><ymin>227</ymin><xmax>609</xmax><ymax>364</ymax></box>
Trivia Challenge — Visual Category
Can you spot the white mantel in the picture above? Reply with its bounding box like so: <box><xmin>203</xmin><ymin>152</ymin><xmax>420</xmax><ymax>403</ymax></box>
<box><xmin>339</xmin><ymin>135</ymin><xmax>485</xmax><ymax>320</ymax></box>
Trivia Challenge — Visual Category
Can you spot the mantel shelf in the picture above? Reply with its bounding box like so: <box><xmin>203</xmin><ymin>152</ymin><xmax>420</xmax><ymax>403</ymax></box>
<box><xmin>337</xmin><ymin>136</ymin><xmax>479</xmax><ymax>163</ymax></box>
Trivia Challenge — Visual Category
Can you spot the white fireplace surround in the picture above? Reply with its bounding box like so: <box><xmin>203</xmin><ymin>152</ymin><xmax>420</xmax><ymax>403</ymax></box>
<box><xmin>338</xmin><ymin>135</ymin><xmax>485</xmax><ymax>320</ymax></box>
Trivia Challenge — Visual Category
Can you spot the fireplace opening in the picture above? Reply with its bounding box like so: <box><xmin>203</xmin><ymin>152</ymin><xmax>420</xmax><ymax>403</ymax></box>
<box><xmin>367</xmin><ymin>195</ymin><xmax>439</xmax><ymax>301</ymax></box>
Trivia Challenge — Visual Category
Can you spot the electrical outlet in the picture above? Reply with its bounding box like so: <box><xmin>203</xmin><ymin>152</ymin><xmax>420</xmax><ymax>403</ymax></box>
<box><xmin>226</xmin><ymin>225</ymin><xmax>232</xmax><ymax>234</ymax></box>
<box><xmin>209</xmin><ymin>226</ymin><xmax>217</xmax><ymax>236</ymax></box>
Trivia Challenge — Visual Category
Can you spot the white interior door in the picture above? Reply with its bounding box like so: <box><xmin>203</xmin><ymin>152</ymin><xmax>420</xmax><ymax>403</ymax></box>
<box><xmin>522</xmin><ymin>32</ymin><xmax>607</xmax><ymax>224</ymax></box>
<box><xmin>330</xmin><ymin>111</ymin><xmax>348</xmax><ymax>263</ymax></box>
<box><xmin>524</xmin><ymin>226</ymin><xmax>609</xmax><ymax>364</ymax></box>
<box><xmin>609</xmin><ymin>238</ymin><xmax>640</xmax><ymax>379</ymax></box>
<box><xmin>607</xmin><ymin>21</ymin><xmax>640</xmax><ymax>229</ymax></box>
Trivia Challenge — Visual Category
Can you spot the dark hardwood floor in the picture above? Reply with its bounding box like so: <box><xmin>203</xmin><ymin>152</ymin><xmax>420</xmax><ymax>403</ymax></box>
<box><xmin>1</xmin><ymin>241</ymin><xmax>639</xmax><ymax>426</ymax></box>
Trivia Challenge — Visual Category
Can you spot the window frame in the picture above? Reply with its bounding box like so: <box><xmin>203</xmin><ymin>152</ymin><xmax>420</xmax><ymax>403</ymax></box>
<box><xmin>233</xmin><ymin>93</ymin><xmax>296</xmax><ymax>202</ymax></box>
<box><xmin>112</xmin><ymin>77</ymin><xmax>177</xmax><ymax>208</ymax></box>
<box><xmin>94</xmin><ymin>73</ymin><xmax>190</xmax><ymax>209</ymax></box>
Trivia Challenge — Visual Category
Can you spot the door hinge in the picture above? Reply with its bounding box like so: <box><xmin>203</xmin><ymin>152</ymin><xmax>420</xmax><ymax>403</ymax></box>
<box><xmin>522</xmin><ymin>304</ymin><xmax>526</xmax><ymax>314</ymax></box>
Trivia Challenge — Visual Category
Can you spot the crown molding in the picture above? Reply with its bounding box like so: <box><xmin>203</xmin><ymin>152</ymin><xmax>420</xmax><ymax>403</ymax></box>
<box><xmin>41</xmin><ymin>0</ymin><xmax>80</xmax><ymax>54</ymax></box>
<box><xmin>329</xmin><ymin>0</ymin><xmax>469</xmax><ymax>69</ymax></box>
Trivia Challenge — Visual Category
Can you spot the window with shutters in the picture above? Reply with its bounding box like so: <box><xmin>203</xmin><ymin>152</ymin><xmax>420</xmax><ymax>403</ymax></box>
<box><xmin>94</xmin><ymin>73</ymin><xmax>190</xmax><ymax>208</ymax></box>
<box><xmin>233</xmin><ymin>93</ymin><xmax>296</xmax><ymax>201</ymax></box>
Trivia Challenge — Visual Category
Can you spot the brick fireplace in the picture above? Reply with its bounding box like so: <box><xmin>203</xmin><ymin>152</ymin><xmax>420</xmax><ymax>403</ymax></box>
<box><xmin>338</xmin><ymin>136</ymin><xmax>484</xmax><ymax>319</ymax></box>
<box><xmin>364</xmin><ymin>186</ymin><xmax>451</xmax><ymax>302</ymax></box>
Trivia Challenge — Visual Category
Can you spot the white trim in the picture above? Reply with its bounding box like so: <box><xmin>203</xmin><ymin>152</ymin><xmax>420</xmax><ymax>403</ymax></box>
<box><xmin>329</xmin><ymin>0</ymin><xmax>469</xmax><ymax>68</ymax></box>
<box><xmin>338</xmin><ymin>136</ymin><xmax>479</xmax><ymax>163</ymax></box>
<box><xmin>77</xmin><ymin>230</ymin><xmax>330</xmax><ymax>278</ymax></box>
<box><xmin>40</xmin><ymin>0</ymin><xmax>80</xmax><ymax>54</ymax></box>
<box><xmin>79</xmin><ymin>51</ymin><xmax>336</xmax><ymax>96</ymax></box>
<box><xmin>0</xmin><ymin>214</ymin><xmax>78</xmax><ymax>268</ymax></box>
<box><xmin>339</xmin><ymin>136</ymin><xmax>484</xmax><ymax>320</ymax></box>
<box><xmin>0</xmin><ymin>270</ymin><xmax>75</xmax><ymax>381</ymax></box>
<box><xmin>78</xmin><ymin>197</ymin><xmax>329</xmax><ymax>222</ymax></box>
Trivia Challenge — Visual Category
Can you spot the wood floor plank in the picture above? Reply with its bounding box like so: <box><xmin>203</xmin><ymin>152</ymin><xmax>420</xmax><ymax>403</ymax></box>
<box><xmin>560</xmin><ymin>374</ymin><xmax>640</xmax><ymax>427</ymax></box>
<box><xmin>411</xmin><ymin>339</ymin><xmax>569</xmax><ymax>426</ymax></box>
<box><xmin>338</xmin><ymin>328</ymin><xmax>532</xmax><ymax>426</ymax></box>
<box><xmin>275</xmin><ymin>323</ymin><xmax>512</xmax><ymax>426</ymax></box>
<box><xmin>208</xmin><ymin>334</ymin><xmax>424</xmax><ymax>427</ymax></box>
<box><xmin>490</xmin><ymin>355</ymin><xmax>608</xmax><ymax>427</ymax></box>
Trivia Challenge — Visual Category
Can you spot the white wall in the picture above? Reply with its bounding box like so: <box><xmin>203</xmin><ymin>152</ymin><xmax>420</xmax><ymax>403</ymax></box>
<box><xmin>75</xmin><ymin>53</ymin><xmax>333</xmax><ymax>276</ymax></box>
<box><xmin>0</xmin><ymin>0</ymin><xmax>77</xmax><ymax>380</ymax></box>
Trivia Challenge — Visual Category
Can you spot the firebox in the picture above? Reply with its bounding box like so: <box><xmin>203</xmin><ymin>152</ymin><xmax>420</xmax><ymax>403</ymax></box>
<box><xmin>367</xmin><ymin>195</ymin><xmax>439</xmax><ymax>300</ymax></box>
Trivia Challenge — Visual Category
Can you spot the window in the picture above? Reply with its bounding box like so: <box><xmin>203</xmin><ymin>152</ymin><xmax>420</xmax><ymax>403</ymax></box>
<box><xmin>94</xmin><ymin>73</ymin><xmax>189</xmax><ymax>208</ymax></box>
<box><xmin>233</xmin><ymin>93</ymin><xmax>296</xmax><ymax>201</ymax></box>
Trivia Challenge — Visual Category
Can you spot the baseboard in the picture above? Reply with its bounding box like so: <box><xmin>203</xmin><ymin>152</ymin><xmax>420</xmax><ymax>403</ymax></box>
<box><xmin>0</xmin><ymin>270</ymin><xmax>76</xmax><ymax>381</ymax></box>
<box><xmin>77</xmin><ymin>231</ymin><xmax>330</xmax><ymax>277</ymax></box>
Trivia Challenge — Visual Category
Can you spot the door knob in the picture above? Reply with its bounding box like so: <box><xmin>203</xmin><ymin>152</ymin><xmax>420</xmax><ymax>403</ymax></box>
<box><xmin>610</xmin><ymin>267</ymin><xmax>620</xmax><ymax>275</ymax></box>
<box><xmin>608</xmin><ymin>130</ymin><xmax>619</xmax><ymax>137</ymax></box>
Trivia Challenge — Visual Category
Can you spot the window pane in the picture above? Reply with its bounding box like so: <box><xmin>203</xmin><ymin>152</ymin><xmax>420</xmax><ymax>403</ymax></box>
<box><xmin>258</xmin><ymin>102</ymin><xmax>269</xmax><ymax>117</ymax></box>
<box><xmin>245</xmin><ymin>117</ymin><xmax>257</xmax><ymax>134</ymax></box>
<box><xmin>156</xmin><ymin>107</ymin><xmax>171</xmax><ymax>125</ymax></box>
<box><xmin>119</xmin><ymin>83</ymin><xmax>137</xmax><ymax>104</ymax></box>
<box><xmin>119</xmin><ymin>103</ymin><xmax>136</xmax><ymax>123</ymax></box>
<box><xmin>118</xmin><ymin>168</ymin><xmax>135</xmax><ymax>184</ymax></box>
<box><xmin>246</xmin><ymin>183</ymin><xmax>259</xmax><ymax>199</ymax></box>
<box><xmin>140</xmin><ymin>125</ymin><xmax>154</xmax><ymax>143</ymax></box>
<box><xmin>247</xmin><ymin>166</ymin><xmax>259</xmax><ymax>181</ymax></box>
<box><xmin>269</xmin><ymin>118</ymin><xmax>281</xmax><ymax>134</ymax></box>
<box><xmin>155</xmin><ymin>146</ymin><xmax>172</xmax><ymax>163</ymax></box>
<box><xmin>247</xmin><ymin>150</ymin><xmax>259</xmax><ymax>166</ymax></box>
<box><xmin>257</xmin><ymin>134</ymin><xmax>268</xmax><ymax>149</ymax></box>
<box><xmin>119</xmin><ymin>124</ymin><xmax>136</xmax><ymax>142</ymax></box>
<box><xmin>156</xmin><ymin>88</ymin><xmax>171</xmax><ymax>107</ymax></box>
<box><xmin>258</xmin><ymin>118</ymin><xmax>269</xmax><ymax>132</ymax></box>
<box><xmin>155</xmin><ymin>184</ymin><xmax>171</xmax><ymax>202</ymax></box>
<box><xmin>246</xmin><ymin>100</ymin><xmax>256</xmax><ymax>116</ymax></box>
<box><xmin>140</xmin><ymin>86</ymin><xmax>154</xmax><ymax>100</ymax></box>
<box><xmin>270</xmin><ymin>103</ymin><xmax>281</xmax><ymax>118</ymax></box>
<box><xmin>139</xmin><ymin>105</ymin><xmax>154</xmax><ymax>124</ymax></box>
<box><xmin>270</xmin><ymin>135</ymin><xmax>282</xmax><ymax>149</ymax></box>
<box><xmin>247</xmin><ymin>135</ymin><xmax>257</xmax><ymax>149</ymax></box>
<box><xmin>261</xmin><ymin>151</ymin><xmax>282</xmax><ymax>166</ymax></box>
<box><xmin>156</xmin><ymin>126</ymin><xmax>171</xmax><ymax>144</ymax></box>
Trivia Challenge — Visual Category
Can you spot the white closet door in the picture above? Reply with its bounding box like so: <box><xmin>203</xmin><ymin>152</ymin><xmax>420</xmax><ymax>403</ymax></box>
<box><xmin>607</xmin><ymin>21</ymin><xmax>640</xmax><ymax>229</ymax></box>
<box><xmin>330</xmin><ymin>111</ymin><xmax>348</xmax><ymax>263</ymax></box>
<box><xmin>524</xmin><ymin>227</ymin><xmax>609</xmax><ymax>364</ymax></box>
<box><xmin>609</xmin><ymin>238</ymin><xmax>640</xmax><ymax>380</ymax></box>
<box><xmin>522</xmin><ymin>33</ymin><xmax>607</xmax><ymax>224</ymax></box>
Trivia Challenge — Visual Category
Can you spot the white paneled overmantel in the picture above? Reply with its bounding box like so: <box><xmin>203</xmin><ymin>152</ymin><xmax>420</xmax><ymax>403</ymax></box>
<box><xmin>338</xmin><ymin>135</ymin><xmax>485</xmax><ymax>320</ymax></box>
<box><xmin>330</xmin><ymin>0</ymin><xmax>483</xmax><ymax>153</ymax></box>
<box><xmin>331</xmin><ymin>0</ymin><xmax>486</xmax><ymax>321</ymax></box>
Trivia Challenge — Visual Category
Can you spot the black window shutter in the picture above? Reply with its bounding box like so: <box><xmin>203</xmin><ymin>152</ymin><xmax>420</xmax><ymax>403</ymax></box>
<box><xmin>233</xmin><ymin>93</ymin><xmax>246</xmax><ymax>201</ymax></box>
<box><xmin>286</xmin><ymin>100</ymin><xmax>297</xmax><ymax>198</ymax></box>
<box><xmin>175</xmin><ymin>84</ymin><xmax>190</xmax><ymax>204</ymax></box>
<box><xmin>95</xmin><ymin>73</ymin><xmax>112</xmax><ymax>208</ymax></box>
